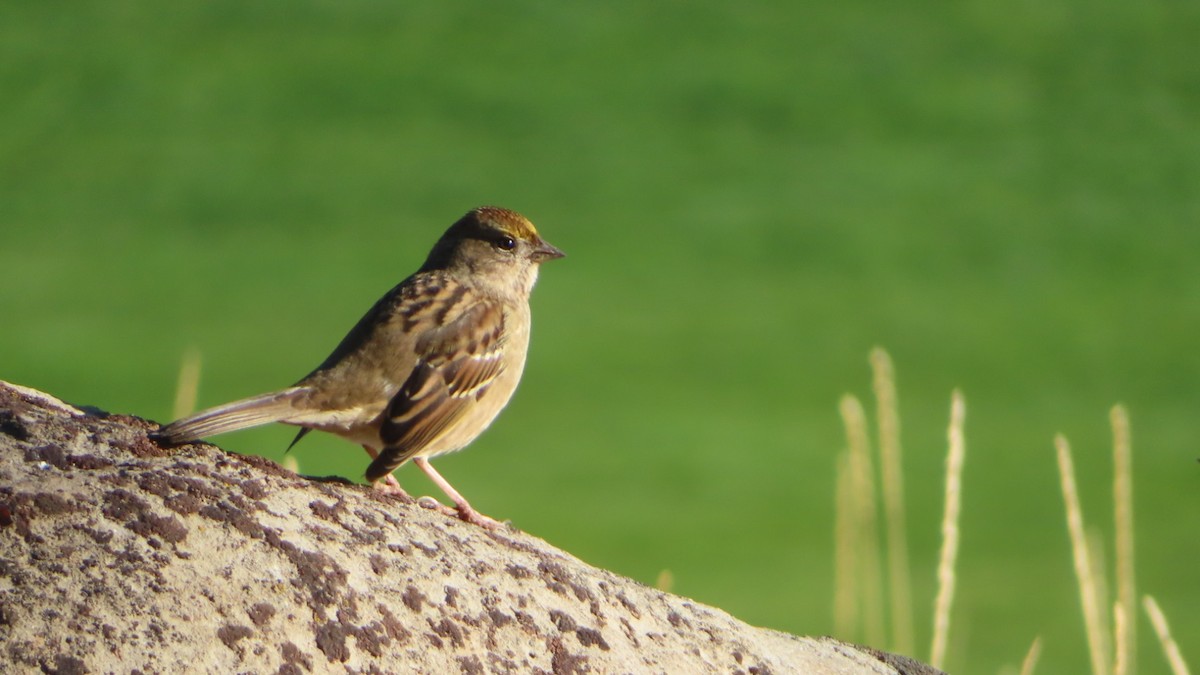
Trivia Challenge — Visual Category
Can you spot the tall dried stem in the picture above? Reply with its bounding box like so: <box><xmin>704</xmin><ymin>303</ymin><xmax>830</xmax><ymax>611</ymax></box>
<box><xmin>1020</xmin><ymin>636</ymin><xmax>1044</xmax><ymax>675</ymax></box>
<box><xmin>1110</xmin><ymin>405</ymin><xmax>1135</xmax><ymax>675</ymax></box>
<box><xmin>1056</xmin><ymin>434</ymin><xmax>1108</xmax><ymax>675</ymax></box>
<box><xmin>171</xmin><ymin>348</ymin><xmax>202</xmax><ymax>420</ymax></box>
<box><xmin>1113</xmin><ymin>602</ymin><xmax>1129</xmax><ymax>675</ymax></box>
<box><xmin>833</xmin><ymin>450</ymin><xmax>859</xmax><ymax>638</ymax></box>
<box><xmin>1142</xmin><ymin>595</ymin><xmax>1192</xmax><ymax>675</ymax></box>
<box><xmin>870</xmin><ymin>347</ymin><xmax>912</xmax><ymax>654</ymax></box>
<box><xmin>838</xmin><ymin>394</ymin><xmax>884</xmax><ymax>646</ymax></box>
<box><xmin>930</xmin><ymin>390</ymin><xmax>965</xmax><ymax>670</ymax></box>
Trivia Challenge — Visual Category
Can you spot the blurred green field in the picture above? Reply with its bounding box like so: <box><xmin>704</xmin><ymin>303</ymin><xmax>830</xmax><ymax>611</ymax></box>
<box><xmin>3</xmin><ymin>2</ymin><xmax>1198</xmax><ymax>672</ymax></box>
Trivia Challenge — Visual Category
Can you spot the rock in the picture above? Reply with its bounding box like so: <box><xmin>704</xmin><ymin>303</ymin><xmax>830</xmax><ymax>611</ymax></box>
<box><xmin>0</xmin><ymin>380</ymin><xmax>939</xmax><ymax>674</ymax></box>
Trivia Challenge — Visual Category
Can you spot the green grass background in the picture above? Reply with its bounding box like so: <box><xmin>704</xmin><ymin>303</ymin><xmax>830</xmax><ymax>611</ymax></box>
<box><xmin>3</xmin><ymin>2</ymin><xmax>1198</xmax><ymax>672</ymax></box>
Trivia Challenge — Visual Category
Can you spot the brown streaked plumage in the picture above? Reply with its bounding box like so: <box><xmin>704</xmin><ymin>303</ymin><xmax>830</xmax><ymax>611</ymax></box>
<box><xmin>152</xmin><ymin>206</ymin><xmax>563</xmax><ymax>528</ymax></box>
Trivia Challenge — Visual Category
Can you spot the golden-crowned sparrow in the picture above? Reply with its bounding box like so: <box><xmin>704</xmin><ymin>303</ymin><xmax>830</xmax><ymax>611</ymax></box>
<box><xmin>153</xmin><ymin>206</ymin><xmax>564</xmax><ymax>528</ymax></box>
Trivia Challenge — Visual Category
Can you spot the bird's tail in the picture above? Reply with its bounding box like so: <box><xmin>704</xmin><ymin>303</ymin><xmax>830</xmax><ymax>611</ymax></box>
<box><xmin>152</xmin><ymin>388</ymin><xmax>307</xmax><ymax>444</ymax></box>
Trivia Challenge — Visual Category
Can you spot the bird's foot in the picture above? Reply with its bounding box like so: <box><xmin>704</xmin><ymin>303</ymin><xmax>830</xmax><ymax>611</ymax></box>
<box><xmin>410</xmin><ymin>456</ymin><xmax>509</xmax><ymax>530</ymax></box>
<box><xmin>373</xmin><ymin>475</ymin><xmax>414</xmax><ymax>501</ymax></box>
<box><xmin>416</xmin><ymin>495</ymin><xmax>457</xmax><ymax>517</ymax></box>
<box><xmin>413</xmin><ymin>495</ymin><xmax>506</xmax><ymax>529</ymax></box>
<box><xmin>454</xmin><ymin>503</ymin><xmax>508</xmax><ymax>530</ymax></box>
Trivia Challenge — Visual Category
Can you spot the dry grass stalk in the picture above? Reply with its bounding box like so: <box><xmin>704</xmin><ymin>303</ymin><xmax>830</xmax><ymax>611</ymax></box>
<box><xmin>870</xmin><ymin>347</ymin><xmax>913</xmax><ymax>654</ymax></box>
<box><xmin>171</xmin><ymin>347</ymin><xmax>203</xmax><ymax>420</ymax></box>
<box><xmin>1020</xmin><ymin>636</ymin><xmax>1044</xmax><ymax>675</ymax></box>
<box><xmin>1142</xmin><ymin>595</ymin><xmax>1191</xmax><ymax>675</ymax></box>
<box><xmin>1111</xmin><ymin>405</ymin><xmax>1135</xmax><ymax>675</ymax></box>
<box><xmin>838</xmin><ymin>394</ymin><xmax>885</xmax><ymax>645</ymax></box>
<box><xmin>1113</xmin><ymin>602</ymin><xmax>1129</xmax><ymax>675</ymax></box>
<box><xmin>929</xmin><ymin>389</ymin><xmax>965</xmax><ymax>670</ymax></box>
<box><xmin>1088</xmin><ymin>529</ymin><xmax>1113</xmax><ymax>667</ymax></box>
<box><xmin>280</xmin><ymin>455</ymin><xmax>301</xmax><ymax>474</ymax></box>
<box><xmin>654</xmin><ymin>569</ymin><xmax>674</xmax><ymax>593</ymax></box>
<box><xmin>1056</xmin><ymin>434</ymin><xmax>1109</xmax><ymax>675</ymax></box>
<box><xmin>833</xmin><ymin>450</ymin><xmax>859</xmax><ymax>637</ymax></box>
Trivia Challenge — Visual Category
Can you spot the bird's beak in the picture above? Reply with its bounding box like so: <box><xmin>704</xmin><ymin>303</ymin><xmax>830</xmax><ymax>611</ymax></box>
<box><xmin>531</xmin><ymin>239</ymin><xmax>566</xmax><ymax>262</ymax></box>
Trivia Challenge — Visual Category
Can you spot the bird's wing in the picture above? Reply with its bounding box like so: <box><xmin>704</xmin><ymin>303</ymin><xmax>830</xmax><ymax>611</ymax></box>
<box><xmin>368</xmin><ymin>298</ymin><xmax>506</xmax><ymax>479</ymax></box>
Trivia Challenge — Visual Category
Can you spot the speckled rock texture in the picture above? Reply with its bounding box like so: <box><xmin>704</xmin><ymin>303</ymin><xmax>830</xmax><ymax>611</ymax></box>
<box><xmin>0</xmin><ymin>380</ymin><xmax>941</xmax><ymax>674</ymax></box>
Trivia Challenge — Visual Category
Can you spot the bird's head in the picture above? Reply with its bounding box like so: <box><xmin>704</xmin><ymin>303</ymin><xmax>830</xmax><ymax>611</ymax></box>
<box><xmin>424</xmin><ymin>207</ymin><xmax>565</xmax><ymax>296</ymax></box>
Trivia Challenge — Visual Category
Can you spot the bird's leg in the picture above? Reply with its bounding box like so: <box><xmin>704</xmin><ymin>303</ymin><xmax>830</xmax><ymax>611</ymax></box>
<box><xmin>412</xmin><ymin>457</ymin><xmax>506</xmax><ymax>530</ymax></box>
<box><xmin>362</xmin><ymin>445</ymin><xmax>411</xmax><ymax>499</ymax></box>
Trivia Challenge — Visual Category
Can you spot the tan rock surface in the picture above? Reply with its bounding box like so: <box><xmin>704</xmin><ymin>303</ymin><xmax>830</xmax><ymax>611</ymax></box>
<box><xmin>0</xmin><ymin>381</ymin><xmax>939</xmax><ymax>674</ymax></box>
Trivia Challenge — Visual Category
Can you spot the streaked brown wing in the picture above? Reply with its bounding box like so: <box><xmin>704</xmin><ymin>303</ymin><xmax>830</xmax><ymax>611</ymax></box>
<box><xmin>369</xmin><ymin>299</ymin><xmax>505</xmax><ymax>478</ymax></box>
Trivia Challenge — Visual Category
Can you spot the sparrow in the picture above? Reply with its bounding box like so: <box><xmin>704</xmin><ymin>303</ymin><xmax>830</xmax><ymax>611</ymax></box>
<box><xmin>152</xmin><ymin>206</ymin><xmax>564</xmax><ymax>528</ymax></box>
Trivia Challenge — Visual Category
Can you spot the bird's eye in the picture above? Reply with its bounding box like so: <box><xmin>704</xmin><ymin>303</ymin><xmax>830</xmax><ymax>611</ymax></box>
<box><xmin>496</xmin><ymin>236</ymin><xmax>517</xmax><ymax>251</ymax></box>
